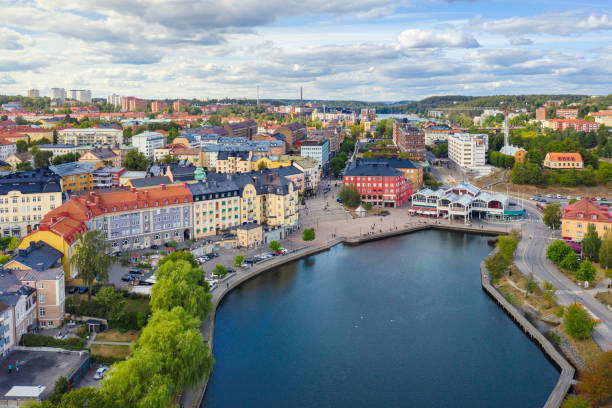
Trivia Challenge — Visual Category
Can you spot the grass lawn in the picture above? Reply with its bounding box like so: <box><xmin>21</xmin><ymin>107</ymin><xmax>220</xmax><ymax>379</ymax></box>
<box><xmin>124</xmin><ymin>298</ymin><xmax>149</xmax><ymax>314</ymax></box>
<box><xmin>95</xmin><ymin>329</ymin><xmax>140</xmax><ymax>343</ymax></box>
<box><xmin>90</xmin><ymin>344</ymin><xmax>131</xmax><ymax>360</ymax></box>
<box><xmin>558</xmin><ymin>322</ymin><xmax>603</xmax><ymax>366</ymax></box>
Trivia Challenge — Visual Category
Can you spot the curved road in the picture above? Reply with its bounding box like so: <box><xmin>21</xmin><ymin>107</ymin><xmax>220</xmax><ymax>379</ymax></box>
<box><xmin>515</xmin><ymin>200</ymin><xmax>612</xmax><ymax>351</ymax></box>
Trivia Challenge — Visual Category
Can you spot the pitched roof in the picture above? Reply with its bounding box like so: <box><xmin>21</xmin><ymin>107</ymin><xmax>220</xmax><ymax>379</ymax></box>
<box><xmin>545</xmin><ymin>152</ymin><xmax>583</xmax><ymax>162</ymax></box>
<box><xmin>563</xmin><ymin>198</ymin><xmax>611</xmax><ymax>222</ymax></box>
<box><xmin>344</xmin><ymin>162</ymin><xmax>402</xmax><ymax>177</ymax></box>
<box><xmin>87</xmin><ymin>148</ymin><xmax>118</xmax><ymax>160</ymax></box>
<box><xmin>8</xmin><ymin>241</ymin><xmax>63</xmax><ymax>271</ymax></box>
<box><xmin>130</xmin><ymin>176</ymin><xmax>172</xmax><ymax>188</ymax></box>
<box><xmin>0</xmin><ymin>168</ymin><xmax>62</xmax><ymax>195</ymax></box>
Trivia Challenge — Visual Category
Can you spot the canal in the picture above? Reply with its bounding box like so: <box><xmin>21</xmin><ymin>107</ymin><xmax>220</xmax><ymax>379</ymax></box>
<box><xmin>202</xmin><ymin>230</ymin><xmax>559</xmax><ymax>407</ymax></box>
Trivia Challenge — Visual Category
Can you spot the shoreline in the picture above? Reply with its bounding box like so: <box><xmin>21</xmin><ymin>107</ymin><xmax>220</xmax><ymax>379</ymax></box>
<box><xmin>189</xmin><ymin>222</ymin><xmax>569</xmax><ymax>408</ymax></box>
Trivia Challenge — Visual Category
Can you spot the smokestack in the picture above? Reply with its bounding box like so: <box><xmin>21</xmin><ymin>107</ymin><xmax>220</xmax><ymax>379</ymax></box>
<box><xmin>503</xmin><ymin>110</ymin><xmax>509</xmax><ymax>147</ymax></box>
<box><xmin>300</xmin><ymin>87</ymin><xmax>303</xmax><ymax>106</ymax></box>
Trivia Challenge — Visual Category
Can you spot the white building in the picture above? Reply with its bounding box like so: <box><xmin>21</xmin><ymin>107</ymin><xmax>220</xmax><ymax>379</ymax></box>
<box><xmin>0</xmin><ymin>302</ymin><xmax>14</xmax><ymax>358</ymax></box>
<box><xmin>69</xmin><ymin>89</ymin><xmax>92</xmax><ymax>104</ymax></box>
<box><xmin>107</xmin><ymin>94</ymin><xmax>122</xmax><ymax>107</ymax></box>
<box><xmin>0</xmin><ymin>140</ymin><xmax>17</xmax><ymax>161</ymax></box>
<box><xmin>27</xmin><ymin>89</ymin><xmax>39</xmax><ymax>98</ymax></box>
<box><xmin>300</xmin><ymin>139</ymin><xmax>330</xmax><ymax>165</ymax></box>
<box><xmin>131</xmin><ymin>131</ymin><xmax>165</xmax><ymax>159</ymax></box>
<box><xmin>448</xmin><ymin>133</ymin><xmax>488</xmax><ymax>169</ymax></box>
<box><xmin>50</xmin><ymin>88</ymin><xmax>66</xmax><ymax>101</ymax></box>
<box><xmin>57</xmin><ymin>128</ymin><xmax>123</xmax><ymax>146</ymax></box>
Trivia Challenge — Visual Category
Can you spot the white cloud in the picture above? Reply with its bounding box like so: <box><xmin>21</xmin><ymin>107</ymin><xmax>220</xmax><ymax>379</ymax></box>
<box><xmin>0</xmin><ymin>27</ymin><xmax>34</xmax><ymax>50</ymax></box>
<box><xmin>474</xmin><ymin>11</ymin><xmax>612</xmax><ymax>36</ymax></box>
<box><xmin>509</xmin><ymin>37</ymin><xmax>533</xmax><ymax>46</ymax></box>
<box><xmin>397</xmin><ymin>28</ymin><xmax>480</xmax><ymax>48</ymax></box>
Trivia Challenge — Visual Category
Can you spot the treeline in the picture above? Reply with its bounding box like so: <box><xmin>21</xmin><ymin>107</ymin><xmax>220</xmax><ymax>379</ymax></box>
<box><xmin>489</xmin><ymin>151</ymin><xmax>515</xmax><ymax>168</ymax></box>
<box><xmin>33</xmin><ymin>251</ymin><xmax>214</xmax><ymax>408</ymax></box>
<box><xmin>511</xmin><ymin>162</ymin><xmax>612</xmax><ymax>187</ymax></box>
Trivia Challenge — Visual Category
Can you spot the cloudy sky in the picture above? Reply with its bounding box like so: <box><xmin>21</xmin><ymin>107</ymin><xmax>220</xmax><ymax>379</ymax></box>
<box><xmin>1</xmin><ymin>0</ymin><xmax>612</xmax><ymax>101</ymax></box>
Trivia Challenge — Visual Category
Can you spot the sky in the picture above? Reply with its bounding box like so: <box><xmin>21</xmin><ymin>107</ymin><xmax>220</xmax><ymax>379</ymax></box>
<box><xmin>1</xmin><ymin>0</ymin><xmax>612</xmax><ymax>101</ymax></box>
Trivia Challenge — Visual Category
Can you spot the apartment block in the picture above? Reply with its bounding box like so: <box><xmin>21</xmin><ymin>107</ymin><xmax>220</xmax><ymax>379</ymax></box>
<box><xmin>151</xmin><ymin>100</ymin><xmax>168</xmax><ymax>113</ymax></box>
<box><xmin>392</xmin><ymin>122</ymin><xmax>426</xmax><ymax>160</ymax></box>
<box><xmin>131</xmin><ymin>131</ymin><xmax>165</xmax><ymax>159</ymax></box>
<box><xmin>300</xmin><ymin>139</ymin><xmax>330</xmax><ymax>165</ymax></box>
<box><xmin>447</xmin><ymin>133</ymin><xmax>488</xmax><ymax>169</ymax></box>
<box><xmin>343</xmin><ymin>161</ymin><xmax>413</xmax><ymax>208</ymax></box>
<box><xmin>562</xmin><ymin>197</ymin><xmax>611</xmax><ymax>241</ymax></box>
<box><xmin>57</xmin><ymin>127</ymin><xmax>124</xmax><ymax>146</ymax></box>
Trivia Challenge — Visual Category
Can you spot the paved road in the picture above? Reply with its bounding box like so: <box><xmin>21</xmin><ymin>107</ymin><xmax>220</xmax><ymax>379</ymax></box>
<box><xmin>514</xmin><ymin>200</ymin><xmax>612</xmax><ymax>351</ymax></box>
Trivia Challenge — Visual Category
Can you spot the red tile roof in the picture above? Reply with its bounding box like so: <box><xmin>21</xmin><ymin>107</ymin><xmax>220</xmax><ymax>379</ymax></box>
<box><xmin>563</xmin><ymin>198</ymin><xmax>612</xmax><ymax>222</ymax></box>
<box><xmin>546</xmin><ymin>152</ymin><xmax>583</xmax><ymax>162</ymax></box>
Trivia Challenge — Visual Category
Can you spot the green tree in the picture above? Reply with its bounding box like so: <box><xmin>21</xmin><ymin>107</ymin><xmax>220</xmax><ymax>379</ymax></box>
<box><xmin>565</xmin><ymin>304</ymin><xmax>597</xmax><ymax>340</ymax></box>
<box><xmin>213</xmin><ymin>264</ymin><xmax>228</xmax><ymax>277</ymax></box>
<box><xmin>96</xmin><ymin>287</ymin><xmax>125</xmax><ymax>319</ymax></box>
<box><xmin>302</xmin><ymin>228</ymin><xmax>315</xmax><ymax>241</ymax></box>
<box><xmin>56</xmin><ymin>387</ymin><xmax>110</xmax><ymax>408</ymax></box>
<box><xmin>582</xmin><ymin>223</ymin><xmax>602</xmax><ymax>262</ymax></box>
<box><xmin>257</xmin><ymin>161</ymin><xmax>267</xmax><ymax>170</ymax></box>
<box><xmin>599</xmin><ymin>231</ymin><xmax>612</xmax><ymax>269</ymax></box>
<box><xmin>576</xmin><ymin>350</ymin><xmax>612</xmax><ymax>406</ymax></box>
<box><xmin>123</xmin><ymin>150</ymin><xmax>150</xmax><ymax>171</ymax></box>
<box><xmin>543</xmin><ymin>202</ymin><xmax>562</xmax><ymax>230</ymax></box>
<box><xmin>269</xmin><ymin>240</ymin><xmax>281</xmax><ymax>253</ymax></box>
<box><xmin>542</xmin><ymin>281</ymin><xmax>557</xmax><ymax>307</ymax></box>
<box><xmin>234</xmin><ymin>255</ymin><xmax>244</xmax><ymax>267</ymax></box>
<box><xmin>49</xmin><ymin>376</ymin><xmax>70</xmax><ymax>404</ymax></box>
<box><xmin>160</xmin><ymin>154</ymin><xmax>176</xmax><ymax>165</ymax></box>
<box><xmin>16</xmin><ymin>161</ymin><xmax>33</xmax><ymax>171</ymax></box>
<box><xmin>33</xmin><ymin>150</ymin><xmax>53</xmax><ymax>168</ymax></box>
<box><xmin>339</xmin><ymin>186</ymin><xmax>361</xmax><ymax>208</ymax></box>
<box><xmin>158</xmin><ymin>251</ymin><xmax>198</xmax><ymax>268</ymax></box>
<box><xmin>134</xmin><ymin>307</ymin><xmax>213</xmax><ymax>393</ymax></box>
<box><xmin>560</xmin><ymin>251</ymin><xmax>580</xmax><ymax>272</ymax></box>
<box><xmin>576</xmin><ymin>259</ymin><xmax>597</xmax><ymax>283</ymax></box>
<box><xmin>122</xmin><ymin>127</ymin><xmax>133</xmax><ymax>142</ymax></box>
<box><xmin>167</xmin><ymin>128</ymin><xmax>179</xmax><ymax>144</ymax></box>
<box><xmin>525</xmin><ymin>273</ymin><xmax>539</xmax><ymax>297</ymax></box>
<box><xmin>7</xmin><ymin>236</ymin><xmax>18</xmax><ymax>252</ymax></box>
<box><xmin>485</xmin><ymin>252</ymin><xmax>511</xmax><ymax>279</ymax></box>
<box><xmin>102</xmin><ymin>350</ymin><xmax>171</xmax><ymax>408</ymax></box>
<box><xmin>70</xmin><ymin>231</ymin><xmax>111</xmax><ymax>300</ymax></box>
<box><xmin>496</xmin><ymin>235</ymin><xmax>518</xmax><ymax>258</ymax></box>
<box><xmin>16</xmin><ymin>140</ymin><xmax>28</xmax><ymax>152</ymax></box>
<box><xmin>151</xmin><ymin>260</ymin><xmax>212</xmax><ymax>320</ymax></box>
<box><xmin>547</xmin><ymin>240</ymin><xmax>573</xmax><ymax>263</ymax></box>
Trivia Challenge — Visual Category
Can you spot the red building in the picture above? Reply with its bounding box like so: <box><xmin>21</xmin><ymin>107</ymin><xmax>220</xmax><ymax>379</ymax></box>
<box><xmin>546</xmin><ymin>119</ymin><xmax>599</xmax><ymax>132</ymax></box>
<box><xmin>343</xmin><ymin>162</ymin><xmax>412</xmax><ymax>208</ymax></box>
<box><xmin>121</xmin><ymin>96</ymin><xmax>147</xmax><ymax>112</ymax></box>
<box><xmin>151</xmin><ymin>100</ymin><xmax>168</xmax><ymax>113</ymax></box>
<box><xmin>392</xmin><ymin>121</ymin><xmax>426</xmax><ymax>160</ymax></box>
<box><xmin>173</xmin><ymin>100</ymin><xmax>190</xmax><ymax>112</ymax></box>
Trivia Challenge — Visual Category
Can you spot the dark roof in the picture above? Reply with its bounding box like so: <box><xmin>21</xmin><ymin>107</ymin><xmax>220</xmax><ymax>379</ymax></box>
<box><xmin>344</xmin><ymin>162</ymin><xmax>402</xmax><ymax>177</ymax></box>
<box><xmin>88</xmin><ymin>148</ymin><xmax>117</xmax><ymax>159</ymax></box>
<box><xmin>167</xmin><ymin>163</ymin><xmax>196</xmax><ymax>180</ymax></box>
<box><xmin>274</xmin><ymin>166</ymin><xmax>302</xmax><ymax>177</ymax></box>
<box><xmin>226</xmin><ymin>120</ymin><xmax>257</xmax><ymax>130</ymax></box>
<box><xmin>236</xmin><ymin>222</ymin><xmax>262</xmax><ymax>231</ymax></box>
<box><xmin>356</xmin><ymin>158</ymin><xmax>420</xmax><ymax>169</ymax></box>
<box><xmin>218</xmin><ymin>150</ymin><xmax>250</xmax><ymax>161</ymax></box>
<box><xmin>130</xmin><ymin>176</ymin><xmax>172</xmax><ymax>188</ymax></box>
<box><xmin>187</xmin><ymin>177</ymin><xmax>240</xmax><ymax>196</ymax></box>
<box><xmin>11</xmin><ymin>241</ymin><xmax>63</xmax><ymax>270</ymax></box>
<box><xmin>0</xmin><ymin>168</ymin><xmax>62</xmax><ymax>195</ymax></box>
<box><xmin>283</xmin><ymin>122</ymin><xmax>306</xmax><ymax>132</ymax></box>
<box><xmin>0</xmin><ymin>301</ymin><xmax>9</xmax><ymax>313</ymax></box>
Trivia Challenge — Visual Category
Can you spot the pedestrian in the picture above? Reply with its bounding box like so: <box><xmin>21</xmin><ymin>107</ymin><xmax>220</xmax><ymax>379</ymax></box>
<box><xmin>15</xmin><ymin>361</ymin><xmax>19</xmax><ymax>372</ymax></box>
<box><xmin>226</xmin><ymin>283</ymin><xmax>229</xmax><ymax>289</ymax></box>
<box><xmin>8</xmin><ymin>364</ymin><xmax>11</xmax><ymax>374</ymax></box>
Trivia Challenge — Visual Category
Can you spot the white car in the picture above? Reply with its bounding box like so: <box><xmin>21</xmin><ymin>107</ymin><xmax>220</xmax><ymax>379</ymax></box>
<box><xmin>93</xmin><ymin>366</ymin><xmax>109</xmax><ymax>380</ymax></box>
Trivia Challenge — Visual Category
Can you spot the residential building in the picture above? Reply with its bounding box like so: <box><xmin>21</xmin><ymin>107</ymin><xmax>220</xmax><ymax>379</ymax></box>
<box><xmin>37</xmin><ymin>144</ymin><xmax>79</xmax><ymax>157</ymax></box>
<box><xmin>49</xmin><ymin>161</ymin><xmax>102</xmax><ymax>192</ymax></box>
<box><xmin>107</xmin><ymin>94</ymin><xmax>122</xmax><ymax>107</ymax></box>
<box><xmin>355</xmin><ymin>158</ymin><xmax>423</xmax><ymax>189</ymax></box>
<box><xmin>5</xmin><ymin>152</ymin><xmax>32</xmax><ymax>169</ymax></box>
<box><xmin>69</xmin><ymin>89</ymin><xmax>92</xmax><ymax>104</ymax></box>
<box><xmin>119</xmin><ymin>171</ymin><xmax>147</xmax><ymax>186</ymax></box>
<box><xmin>556</xmin><ymin>109</ymin><xmax>578</xmax><ymax>119</ymax></box>
<box><xmin>79</xmin><ymin>147</ymin><xmax>121</xmax><ymax>167</ymax></box>
<box><xmin>27</xmin><ymin>89</ymin><xmax>39</xmax><ymax>98</ymax></box>
<box><xmin>50</xmin><ymin>88</ymin><xmax>66</xmax><ymax>101</ymax></box>
<box><xmin>0</xmin><ymin>301</ymin><xmax>13</xmax><ymax>358</ymax></box>
<box><xmin>121</xmin><ymin>96</ymin><xmax>147</xmax><ymax>112</ymax></box>
<box><xmin>57</xmin><ymin>127</ymin><xmax>124</xmax><ymax>146</ymax></box>
<box><xmin>361</xmin><ymin>108</ymin><xmax>376</xmax><ymax>122</ymax></box>
<box><xmin>543</xmin><ymin>152</ymin><xmax>583</xmax><ymax>169</ymax></box>
<box><xmin>392</xmin><ymin>122</ymin><xmax>426</xmax><ymax>160</ymax></box>
<box><xmin>343</xmin><ymin>161</ymin><xmax>413</xmax><ymax>208</ymax></box>
<box><xmin>499</xmin><ymin>145</ymin><xmax>527</xmax><ymax>163</ymax></box>
<box><xmin>173</xmin><ymin>100</ymin><xmax>190</xmax><ymax>112</ymax></box>
<box><xmin>562</xmin><ymin>197</ymin><xmax>612</xmax><ymax>241</ymax></box>
<box><xmin>591</xmin><ymin>110</ymin><xmax>612</xmax><ymax>126</ymax></box>
<box><xmin>423</xmin><ymin>124</ymin><xmax>454</xmax><ymax>146</ymax></box>
<box><xmin>0</xmin><ymin>140</ymin><xmax>17</xmax><ymax>161</ymax></box>
<box><xmin>93</xmin><ymin>166</ymin><xmax>125</xmax><ymax>188</ymax></box>
<box><xmin>131</xmin><ymin>131</ymin><xmax>164</xmax><ymax>159</ymax></box>
<box><xmin>300</xmin><ymin>139</ymin><xmax>330</xmax><ymax>165</ymax></box>
<box><xmin>151</xmin><ymin>100</ymin><xmax>168</xmax><ymax>113</ymax></box>
<box><xmin>447</xmin><ymin>133</ymin><xmax>488</xmax><ymax>169</ymax></box>
<box><xmin>0</xmin><ymin>274</ymin><xmax>36</xmax><ymax>347</ymax></box>
<box><xmin>223</xmin><ymin>120</ymin><xmax>258</xmax><ymax>139</ymax></box>
<box><xmin>411</xmin><ymin>182</ymin><xmax>523</xmax><ymax>222</ymax></box>
<box><xmin>275</xmin><ymin>165</ymin><xmax>305</xmax><ymax>193</ymax></box>
<box><xmin>1</xmin><ymin>102</ymin><xmax>23</xmax><ymax>112</ymax></box>
<box><xmin>277</xmin><ymin>122</ymin><xmax>306</xmax><ymax>150</ymax></box>
<box><xmin>216</xmin><ymin>151</ymin><xmax>252</xmax><ymax>174</ymax></box>
<box><xmin>3</xmin><ymin>241</ymin><xmax>66</xmax><ymax>328</ymax></box>
<box><xmin>279</xmin><ymin>155</ymin><xmax>322</xmax><ymax>192</ymax></box>
<box><xmin>153</xmin><ymin>145</ymin><xmax>202</xmax><ymax>166</ymax></box>
<box><xmin>545</xmin><ymin>119</ymin><xmax>600</xmax><ymax>132</ymax></box>
<box><xmin>0</xmin><ymin>169</ymin><xmax>62</xmax><ymax>237</ymax></box>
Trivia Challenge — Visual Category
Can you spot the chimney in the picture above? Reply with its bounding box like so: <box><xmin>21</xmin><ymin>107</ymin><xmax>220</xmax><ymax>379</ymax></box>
<box><xmin>160</xmin><ymin>184</ymin><xmax>166</xmax><ymax>190</ymax></box>
<box><xmin>144</xmin><ymin>191</ymin><xmax>149</xmax><ymax>200</ymax></box>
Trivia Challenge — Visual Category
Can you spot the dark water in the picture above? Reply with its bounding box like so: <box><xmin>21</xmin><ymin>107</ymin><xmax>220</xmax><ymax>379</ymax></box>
<box><xmin>202</xmin><ymin>230</ymin><xmax>559</xmax><ymax>408</ymax></box>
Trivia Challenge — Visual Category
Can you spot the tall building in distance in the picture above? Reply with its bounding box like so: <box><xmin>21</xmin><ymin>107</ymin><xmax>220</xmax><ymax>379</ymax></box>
<box><xmin>152</xmin><ymin>100</ymin><xmax>168</xmax><ymax>113</ymax></box>
<box><xmin>121</xmin><ymin>96</ymin><xmax>147</xmax><ymax>112</ymax></box>
<box><xmin>107</xmin><ymin>94</ymin><xmax>122</xmax><ymax>107</ymax></box>
<box><xmin>447</xmin><ymin>133</ymin><xmax>488</xmax><ymax>170</ymax></box>
<box><xmin>536</xmin><ymin>107</ymin><xmax>546</xmax><ymax>121</ymax></box>
<box><xmin>392</xmin><ymin>121</ymin><xmax>426</xmax><ymax>160</ymax></box>
<box><xmin>50</xmin><ymin>88</ymin><xmax>66</xmax><ymax>101</ymax></box>
<box><xmin>173</xmin><ymin>99</ymin><xmax>190</xmax><ymax>112</ymax></box>
<box><xmin>361</xmin><ymin>108</ymin><xmax>376</xmax><ymax>122</ymax></box>
<box><xmin>69</xmin><ymin>89</ymin><xmax>92</xmax><ymax>103</ymax></box>
<box><xmin>27</xmin><ymin>89</ymin><xmax>39</xmax><ymax>98</ymax></box>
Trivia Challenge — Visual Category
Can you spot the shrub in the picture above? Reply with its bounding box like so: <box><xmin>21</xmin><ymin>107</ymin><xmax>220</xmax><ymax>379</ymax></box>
<box><xmin>565</xmin><ymin>304</ymin><xmax>597</xmax><ymax>340</ymax></box>
<box><xmin>22</xmin><ymin>334</ymin><xmax>85</xmax><ymax>350</ymax></box>
<box><xmin>303</xmin><ymin>228</ymin><xmax>315</xmax><ymax>241</ymax></box>
<box><xmin>560</xmin><ymin>252</ymin><xmax>580</xmax><ymax>272</ymax></box>
<box><xmin>547</xmin><ymin>240</ymin><xmax>572</xmax><ymax>263</ymax></box>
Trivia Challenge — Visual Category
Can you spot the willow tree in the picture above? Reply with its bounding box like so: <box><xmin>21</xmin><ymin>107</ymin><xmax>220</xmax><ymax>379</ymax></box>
<box><xmin>70</xmin><ymin>230</ymin><xmax>111</xmax><ymax>300</ymax></box>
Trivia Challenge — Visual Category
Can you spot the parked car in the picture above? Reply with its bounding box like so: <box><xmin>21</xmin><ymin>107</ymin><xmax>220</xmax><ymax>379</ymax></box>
<box><xmin>121</xmin><ymin>274</ymin><xmax>135</xmax><ymax>282</ymax></box>
<box><xmin>546</xmin><ymin>194</ymin><xmax>553</xmax><ymax>198</ymax></box>
<box><xmin>150</xmin><ymin>244</ymin><xmax>159</xmax><ymax>250</ymax></box>
<box><xmin>93</xmin><ymin>366</ymin><xmax>109</xmax><ymax>380</ymax></box>
<box><xmin>78</xmin><ymin>287</ymin><xmax>88</xmax><ymax>294</ymax></box>
<box><xmin>68</xmin><ymin>287</ymin><xmax>78</xmax><ymax>294</ymax></box>
<box><xmin>336</xmin><ymin>198</ymin><xmax>342</xmax><ymax>203</ymax></box>
<box><xmin>129</xmin><ymin>269</ymin><xmax>144</xmax><ymax>276</ymax></box>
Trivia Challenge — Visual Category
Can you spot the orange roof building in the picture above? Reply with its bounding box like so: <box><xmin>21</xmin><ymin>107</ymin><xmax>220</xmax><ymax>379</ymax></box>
<box><xmin>543</xmin><ymin>152</ymin><xmax>583</xmax><ymax>169</ymax></box>
<box><xmin>562</xmin><ymin>198</ymin><xmax>612</xmax><ymax>241</ymax></box>
<box><xmin>19</xmin><ymin>184</ymin><xmax>194</xmax><ymax>279</ymax></box>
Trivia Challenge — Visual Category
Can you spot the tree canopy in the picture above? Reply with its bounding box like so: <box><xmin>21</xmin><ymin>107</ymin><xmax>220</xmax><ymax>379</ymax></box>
<box><xmin>123</xmin><ymin>150</ymin><xmax>150</xmax><ymax>171</ymax></box>
<box><xmin>70</xmin><ymin>231</ymin><xmax>110</xmax><ymax>300</ymax></box>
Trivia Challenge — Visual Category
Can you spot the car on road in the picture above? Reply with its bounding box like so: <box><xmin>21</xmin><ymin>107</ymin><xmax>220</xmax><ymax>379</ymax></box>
<box><xmin>336</xmin><ymin>198</ymin><xmax>342</xmax><ymax>203</ymax></box>
<box><xmin>556</xmin><ymin>194</ymin><xmax>562</xmax><ymax>199</ymax></box>
<box><xmin>78</xmin><ymin>287</ymin><xmax>88</xmax><ymax>294</ymax></box>
<box><xmin>68</xmin><ymin>287</ymin><xmax>78</xmax><ymax>294</ymax></box>
<box><xmin>93</xmin><ymin>366</ymin><xmax>109</xmax><ymax>380</ymax></box>
<box><xmin>150</xmin><ymin>244</ymin><xmax>159</xmax><ymax>250</ymax></box>
<box><xmin>596</xmin><ymin>197</ymin><xmax>602</xmax><ymax>201</ymax></box>
<box><xmin>546</xmin><ymin>194</ymin><xmax>553</xmax><ymax>198</ymax></box>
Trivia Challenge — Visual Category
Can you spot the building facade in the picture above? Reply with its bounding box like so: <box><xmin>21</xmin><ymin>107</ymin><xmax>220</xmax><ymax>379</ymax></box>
<box><xmin>49</xmin><ymin>161</ymin><xmax>102</xmax><ymax>192</ymax></box>
<box><xmin>0</xmin><ymin>140</ymin><xmax>17</xmax><ymax>161</ymax></box>
<box><xmin>300</xmin><ymin>139</ymin><xmax>330</xmax><ymax>165</ymax></box>
<box><xmin>543</xmin><ymin>152</ymin><xmax>584</xmax><ymax>169</ymax></box>
<box><xmin>562</xmin><ymin>198</ymin><xmax>611</xmax><ymax>241</ymax></box>
<box><xmin>343</xmin><ymin>162</ymin><xmax>413</xmax><ymax>208</ymax></box>
<box><xmin>216</xmin><ymin>151</ymin><xmax>252</xmax><ymax>174</ymax></box>
<box><xmin>277</xmin><ymin>122</ymin><xmax>306</xmax><ymax>150</ymax></box>
<box><xmin>57</xmin><ymin>128</ymin><xmax>124</xmax><ymax>146</ymax></box>
<box><xmin>447</xmin><ymin>133</ymin><xmax>488</xmax><ymax>169</ymax></box>
<box><xmin>131</xmin><ymin>131</ymin><xmax>165</xmax><ymax>159</ymax></box>
<box><xmin>0</xmin><ymin>169</ymin><xmax>62</xmax><ymax>237</ymax></box>
<box><xmin>392</xmin><ymin>122</ymin><xmax>426</xmax><ymax>160</ymax></box>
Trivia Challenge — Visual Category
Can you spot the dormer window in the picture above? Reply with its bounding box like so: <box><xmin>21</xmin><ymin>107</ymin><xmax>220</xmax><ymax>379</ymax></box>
<box><xmin>112</xmin><ymin>207</ymin><xmax>116</xmax><ymax>211</ymax></box>
<box><xmin>154</xmin><ymin>202</ymin><xmax>158</xmax><ymax>206</ymax></box>
<box><xmin>591</xmin><ymin>215</ymin><xmax>597</xmax><ymax>219</ymax></box>
<box><xmin>577</xmin><ymin>213</ymin><xmax>583</xmax><ymax>218</ymax></box>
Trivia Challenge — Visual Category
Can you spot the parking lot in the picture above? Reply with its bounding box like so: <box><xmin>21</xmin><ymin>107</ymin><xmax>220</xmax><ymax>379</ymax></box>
<box><xmin>0</xmin><ymin>350</ymin><xmax>88</xmax><ymax>400</ymax></box>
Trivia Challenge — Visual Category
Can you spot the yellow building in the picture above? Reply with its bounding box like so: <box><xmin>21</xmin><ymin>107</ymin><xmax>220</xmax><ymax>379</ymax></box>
<box><xmin>543</xmin><ymin>152</ymin><xmax>583</xmax><ymax>169</ymax></box>
<box><xmin>561</xmin><ymin>198</ymin><xmax>612</xmax><ymax>241</ymax></box>
<box><xmin>5</xmin><ymin>152</ymin><xmax>32</xmax><ymax>169</ymax></box>
<box><xmin>49</xmin><ymin>161</ymin><xmax>102</xmax><ymax>192</ymax></box>
<box><xmin>216</xmin><ymin>151</ymin><xmax>252</xmax><ymax>174</ymax></box>
<box><xmin>236</xmin><ymin>223</ymin><xmax>263</xmax><ymax>248</ymax></box>
<box><xmin>251</xmin><ymin>156</ymin><xmax>292</xmax><ymax>171</ymax></box>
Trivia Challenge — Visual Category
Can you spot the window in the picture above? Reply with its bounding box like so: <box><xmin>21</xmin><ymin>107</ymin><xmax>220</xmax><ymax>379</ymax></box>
<box><xmin>38</xmin><ymin>282</ymin><xmax>44</xmax><ymax>289</ymax></box>
<box><xmin>39</xmin><ymin>308</ymin><xmax>45</xmax><ymax>317</ymax></box>
<box><xmin>39</xmin><ymin>294</ymin><xmax>45</xmax><ymax>303</ymax></box>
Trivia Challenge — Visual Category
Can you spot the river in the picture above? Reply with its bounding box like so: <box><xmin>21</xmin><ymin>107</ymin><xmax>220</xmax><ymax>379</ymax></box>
<box><xmin>202</xmin><ymin>230</ymin><xmax>558</xmax><ymax>407</ymax></box>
